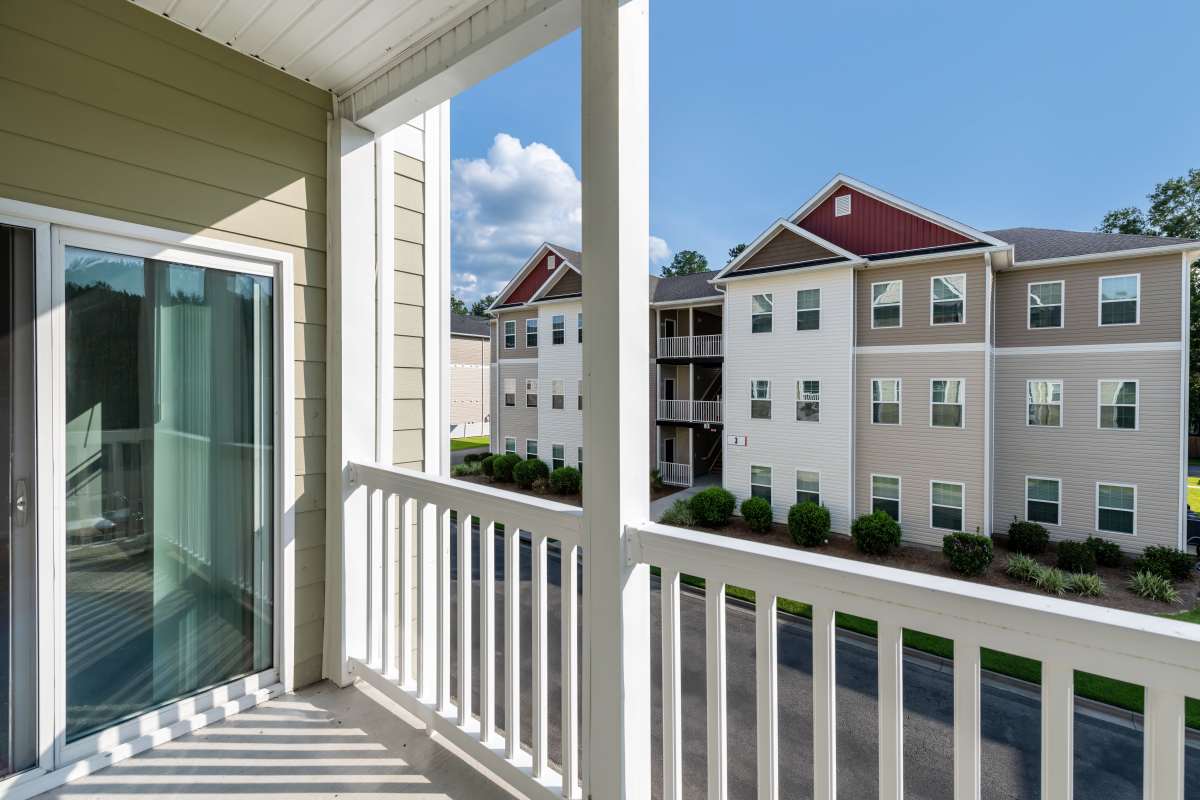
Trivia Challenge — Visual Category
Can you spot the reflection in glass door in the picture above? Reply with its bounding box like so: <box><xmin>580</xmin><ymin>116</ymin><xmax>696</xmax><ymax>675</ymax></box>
<box><xmin>1</xmin><ymin>224</ymin><xmax>37</xmax><ymax>776</ymax></box>
<box><xmin>63</xmin><ymin>244</ymin><xmax>274</xmax><ymax>741</ymax></box>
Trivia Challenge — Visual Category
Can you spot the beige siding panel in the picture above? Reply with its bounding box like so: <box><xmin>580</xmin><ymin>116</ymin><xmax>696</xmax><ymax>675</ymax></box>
<box><xmin>294</xmin><ymin>287</ymin><xmax>327</xmax><ymax>324</ymax></box>
<box><xmin>737</xmin><ymin>229</ymin><xmax>838</xmax><ymax>272</ymax></box>
<box><xmin>855</xmin><ymin>255</ymin><xmax>987</xmax><ymax>346</ymax></box>
<box><xmin>394</xmin><ymin>430</ymin><xmax>425</xmax><ymax>461</ymax></box>
<box><xmin>395</xmin><ymin>335</ymin><xmax>424</xmax><ymax>368</ymax></box>
<box><xmin>395</xmin><ymin>271</ymin><xmax>423</xmax><ymax>302</ymax></box>
<box><xmin>296</xmin><ymin>399</ymin><xmax>326</xmax><ymax>438</ymax></box>
<box><xmin>394</xmin><ymin>399</ymin><xmax>424</xmax><ymax>430</ymax></box>
<box><xmin>294</xmin><ymin>618</ymin><xmax>324</xmax><ymax>665</ymax></box>
<box><xmin>296</xmin><ymin>436</ymin><xmax>326</xmax><ymax>476</ymax></box>
<box><xmin>993</xmin><ymin>351</ymin><xmax>1183</xmax><ymax>552</ymax></box>
<box><xmin>395</xmin><ymin>174</ymin><xmax>424</xmax><ymax>213</ymax></box>
<box><xmin>395</xmin><ymin>240</ymin><xmax>424</xmax><ymax>275</ymax></box>
<box><xmin>543</xmin><ymin>268</ymin><xmax>582</xmax><ymax>297</ymax></box>
<box><xmin>497</xmin><ymin>309</ymin><xmax>540</xmax><ymax>359</ymax></box>
<box><xmin>295</xmin><ymin>509</ymin><xmax>325</xmax><ymax>552</ymax></box>
<box><xmin>294</xmin><ymin>323</ymin><xmax>326</xmax><ymax>362</ymax></box>
<box><xmin>392</xmin><ymin>143</ymin><xmax>425</xmax><ymax>470</ymax></box>
<box><xmin>296</xmin><ymin>362</ymin><xmax>326</xmax><ymax>399</ymax></box>
<box><xmin>496</xmin><ymin>362</ymin><xmax>539</xmax><ymax>448</ymax></box>
<box><xmin>394</xmin><ymin>153</ymin><xmax>425</xmax><ymax>181</ymax></box>
<box><xmin>395</xmin><ymin>304</ymin><xmax>424</xmax><ymax>337</ymax></box>
<box><xmin>295</xmin><ymin>475</ymin><xmax>326</xmax><ymax>514</ymax></box>
<box><xmin>395</xmin><ymin>207</ymin><xmax>423</xmax><ymax>245</ymax></box>
<box><xmin>994</xmin><ymin>253</ymin><xmax>1185</xmax><ymax>347</ymax></box>
<box><xmin>395</xmin><ymin>368</ymin><xmax>425</xmax><ymax>400</ymax></box>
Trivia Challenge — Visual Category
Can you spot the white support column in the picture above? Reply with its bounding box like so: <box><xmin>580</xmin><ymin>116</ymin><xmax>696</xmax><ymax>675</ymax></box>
<box><xmin>581</xmin><ymin>0</ymin><xmax>651</xmax><ymax>796</ymax></box>
<box><xmin>323</xmin><ymin>115</ymin><xmax>378</xmax><ymax>686</ymax></box>
<box><xmin>424</xmin><ymin>102</ymin><xmax>452</xmax><ymax>478</ymax></box>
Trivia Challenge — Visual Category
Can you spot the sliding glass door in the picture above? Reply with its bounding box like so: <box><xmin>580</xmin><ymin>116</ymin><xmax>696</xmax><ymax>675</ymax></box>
<box><xmin>63</xmin><ymin>243</ymin><xmax>275</xmax><ymax>741</ymax></box>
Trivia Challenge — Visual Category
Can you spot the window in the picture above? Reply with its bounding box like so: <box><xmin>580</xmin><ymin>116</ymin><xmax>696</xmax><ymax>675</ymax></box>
<box><xmin>931</xmin><ymin>274</ymin><xmax>965</xmax><ymax>325</ymax></box>
<box><xmin>872</xmin><ymin>378</ymin><xmax>901</xmax><ymax>424</ymax></box>
<box><xmin>930</xmin><ymin>378</ymin><xmax>964</xmax><ymax>428</ymax></box>
<box><xmin>504</xmin><ymin>437</ymin><xmax>516</xmax><ymax>454</ymax></box>
<box><xmin>1028</xmin><ymin>281</ymin><xmax>1063</xmax><ymax>329</ymax></box>
<box><xmin>526</xmin><ymin>440</ymin><xmax>538</xmax><ymax>460</ymax></box>
<box><xmin>552</xmin><ymin>380</ymin><xmax>564</xmax><ymax>409</ymax></box>
<box><xmin>504</xmin><ymin>378</ymin><xmax>516</xmax><ymax>407</ymax></box>
<box><xmin>834</xmin><ymin>193</ymin><xmax>852</xmax><ymax>216</ymax></box>
<box><xmin>796</xmin><ymin>288</ymin><xmax>820</xmax><ymax>331</ymax></box>
<box><xmin>752</xmin><ymin>293</ymin><xmax>773</xmax><ymax>333</ymax></box>
<box><xmin>577</xmin><ymin>312</ymin><xmax>583</xmax><ymax>343</ymax></box>
<box><xmin>872</xmin><ymin>475</ymin><xmax>901</xmax><ymax>521</ymax></box>
<box><xmin>931</xmin><ymin>481</ymin><xmax>964</xmax><ymax>531</ymax></box>
<box><xmin>1098</xmin><ymin>380</ymin><xmax>1137</xmax><ymax>430</ymax></box>
<box><xmin>796</xmin><ymin>379</ymin><xmax>820</xmax><ymax>422</ymax></box>
<box><xmin>1099</xmin><ymin>274</ymin><xmax>1139</xmax><ymax>325</ymax></box>
<box><xmin>577</xmin><ymin>379</ymin><xmax>583</xmax><ymax>411</ymax></box>
<box><xmin>1026</xmin><ymin>477</ymin><xmax>1060</xmax><ymax>525</ymax></box>
<box><xmin>577</xmin><ymin>447</ymin><xmax>583</xmax><ymax>473</ymax></box>
<box><xmin>751</xmin><ymin>466</ymin><xmax>772</xmax><ymax>504</ymax></box>
<box><xmin>551</xmin><ymin>314</ymin><xmax>565</xmax><ymax>344</ymax></box>
<box><xmin>751</xmin><ymin>379</ymin><xmax>771</xmax><ymax>419</ymax></box>
<box><xmin>1027</xmin><ymin>380</ymin><xmax>1062</xmax><ymax>426</ymax></box>
<box><xmin>504</xmin><ymin>319</ymin><xmax>516</xmax><ymax>349</ymax></box>
<box><xmin>547</xmin><ymin>254</ymin><xmax>556</xmax><ymax>270</ymax></box>
<box><xmin>525</xmin><ymin>378</ymin><xmax>538</xmax><ymax>407</ymax></box>
<box><xmin>552</xmin><ymin>444</ymin><xmax>565</xmax><ymax>470</ymax></box>
<box><xmin>526</xmin><ymin>317</ymin><xmax>538</xmax><ymax>347</ymax></box>
<box><xmin>796</xmin><ymin>470</ymin><xmax>820</xmax><ymax>506</ymax></box>
<box><xmin>871</xmin><ymin>281</ymin><xmax>902</xmax><ymax>328</ymax></box>
<box><xmin>1097</xmin><ymin>483</ymin><xmax>1136</xmax><ymax>535</ymax></box>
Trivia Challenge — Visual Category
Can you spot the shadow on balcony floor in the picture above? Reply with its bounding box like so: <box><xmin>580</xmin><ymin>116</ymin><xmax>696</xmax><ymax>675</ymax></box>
<box><xmin>42</xmin><ymin>681</ymin><xmax>523</xmax><ymax>800</ymax></box>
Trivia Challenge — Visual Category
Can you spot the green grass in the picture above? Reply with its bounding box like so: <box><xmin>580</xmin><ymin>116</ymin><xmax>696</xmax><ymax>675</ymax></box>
<box><xmin>1188</xmin><ymin>476</ymin><xmax>1200</xmax><ymax>513</ymax></box>
<box><xmin>653</xmin><ymin>569</ymin><xmax>1200</xmax><ymax>728</ymax></box>
<box><xmin>450</xmin><ymin>435</ymin><xmax>490</xmax><ymax>451</ymax></box>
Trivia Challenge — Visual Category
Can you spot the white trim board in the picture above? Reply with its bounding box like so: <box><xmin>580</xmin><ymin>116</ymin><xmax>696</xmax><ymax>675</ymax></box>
<box><xmin>855</xmin><ymin>343</ymin><xmax>988</xmax><ymax>355</ymax></box>
<box><xmin>995</xmin><ymin>342</ymin><xmax>1181</xmax><ymax>356</ymax></box>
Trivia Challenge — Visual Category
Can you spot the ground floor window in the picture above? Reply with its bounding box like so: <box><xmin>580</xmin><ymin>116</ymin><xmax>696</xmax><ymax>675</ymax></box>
<box><xmin>1096</xmin><ymin>483</ymin><xmax>1135</xmax><ymax>534</ymax></box>
<box><xmin>930</xmin><ymin>481</ymin><xmax>964</xmax><ymax>531</ymax></box>
<box><xmin>872</xmin><ymin>475</ymin><xmax>900</xmax><ymax>520</ymax></box>
<box><xmin>577</xmin><ymin>447</ymin><xmax>583</xmax><ymax>473</ymax></box>
<box><xmin>552</xmin><ymin>444</ymin><xmax>565</xmax><ymax>470</ymax></box>
<box><xmin>505</xmin><ymin>437</ymin><xmax>516</xmax><ymax>454</ymax></box>
<box><xmin>1026</xmin><ymin>477</ymin><xmax>1060</xmax><ymax>525</ymax></box>
<box><xmin>796</xmin><ymin>470</ymin><xmax>820</xmax><ymax>506</ymax></box>
<box><xmin>526</xmin><ymin>439</ymin><xmax>538</xmax><ymax>460</ymax></box>
<box><xmin>750</xmin><ymin>465</ymin><xmax>772</xmax><ymax>503</ymax></box>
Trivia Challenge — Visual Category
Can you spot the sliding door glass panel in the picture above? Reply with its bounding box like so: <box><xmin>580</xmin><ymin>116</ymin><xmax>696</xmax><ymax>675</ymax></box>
<box><xmin>64</xmin><ymin>246</ymin><xmax>274</xmax><ymax>741</ymax></box>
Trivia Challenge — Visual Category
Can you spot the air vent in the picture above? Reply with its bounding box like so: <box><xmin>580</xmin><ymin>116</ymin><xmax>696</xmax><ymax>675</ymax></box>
<box><xmin>834</xmin><ymin>194</ymin><xmax>852</xmax><ymax>217</ymax></box>
<box><xmin>547</xmin><ymin>254</ymin><xmax>556</xmax><ymax>270</ymax></box>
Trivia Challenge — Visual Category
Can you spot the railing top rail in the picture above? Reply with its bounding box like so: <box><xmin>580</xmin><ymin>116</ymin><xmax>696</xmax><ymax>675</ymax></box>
<box><xmin>629</xmin><ymin>521</ymin><xmax>1200</xmax><ymax>691</ymax></box>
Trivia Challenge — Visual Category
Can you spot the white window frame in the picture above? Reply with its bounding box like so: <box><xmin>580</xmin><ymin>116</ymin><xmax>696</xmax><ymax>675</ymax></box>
<box><xmin>1095</xmin><ymin>482</ymin><xmax>1137</xmax><ymax>536</ymax></box>
<box><xmin>1097</xmin><ymin>379</ymin><xmax>1139</xmax><ymax>431</ymax></box>
<box><xmin>1027</xmin><ymin>280</ymin><xmax>1064</xmax><ymax>330</ymax></box>
<box><xmin>750</xmin><ymin>379</ymin><xmax>772</xmax><ymax>419</ymax></box>
<box><xmin>796</xmin><ymin>469</ymin><xmax>821</xmax><ymax>506</ymax></box>
<box><xmin>504</xmin><ymin>437</ymin><xmax>516</xmax><ymax>454</ymax></box>
<box><xmin>929</xmin><ymin>273</ymin><xmax>966</xmax><ymax>326</ymax></box>
<box><xmin>929</xmin><ymin>480</ymin><xmax>965</xmax><ymax>532</ymax></box>
<box><xmin>795</xmin><ymin>287</ymin><xmax>821</xmax><ymax>331</ymax></box>
<box><xmin>577</xmin><ymin>312</ymin><xmax>583</xmax><ymax>343</ymax></box>
<box><xmin>552</xmin><ymin>379</ymin><xmax>565</xmax><ymax>410</ymax></box>
<box><xmin>871</xmin><ymin>378</ymin><xmax>902</xmax><ymax>425</ymax></box>
<box><xmin>503</xmin><ymin>377</ymin><xmax>516</xmax><ymax>407</ymax></box>
<box><xmin>1025</xmin><ymin>476</ymin><xmax>1061</xmax><ymax>527</ymax></box>
<box><xmin>526</xmin><ymin>317</ymin><xmax>538</xmax><ymax>347</ymax></box>
<box><xmin>1025</xmin><ymin>379</ymin><xmax>1063</xmax><ymax>427</ymax></box>
<box><xmin>503</xmin><ymin>319</ymin><xmax>516</xmax><ymax>349</ymax></box>
<box><xmin>552</xmin><ymin>443</ymin><xmax>565</xmax><ymax>471</ymax></box>
<box><xmin>870</xmin><ymin>280</ymin><xmax>903</xmax><ymax>329</ymax></box>
<box><xmin>551</xmin><ymin>313</ymin><xmax>565</xmax><ymax>345</ymax></box>
<box><xmin>751</xmin><ymin>293</ymin><xmax>773</xmax><ymax>334</ymax></box>
<box><xmin>526</xmin><ymin>439</ymin><xmax>538</xmax><ymax>460</ymax></box>
<box><xmin>834</xmin><ymin>193</ymin><xmax>852</xmax><ymax>216</ymax></box>
<box><xmin>750</xmin><ymin>465</ymin><xmax>773</xmax><ymax>504</ymax></box>
<box><xmin>1098</xmin><ymin>273</ymin><xmax>1141</xmax><ymax>327</ymax></box>
<box><xmin>525</xmin><ymin>377</ymin><xmax>538</xmax><ymax>408</ymax></box>
<box><xmin>796</xmin><ymin>378</ymin><xmax>820</xmax><ymax>423</ymax></box>
<box><xmin>929</xmin><ymin>377</ymin><xmax>965</xmax><ymax>429</ymax></box>
<box><xmin>871</xmin><ymin>474</ymin><xmax>902</xmax><ymax>522</ymax></box>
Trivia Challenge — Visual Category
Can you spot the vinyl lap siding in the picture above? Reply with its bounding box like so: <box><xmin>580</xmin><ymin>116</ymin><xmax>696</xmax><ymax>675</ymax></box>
<box><xmin>449</xmin><ymin>335</ymin><xmax>489</xmax><ymax>436</ymax></box>
<box><xmin>394</xmin><ymin>151</ymin><xmax>425</xmax><ymax>469</ymax></box>
<box><xmin>537</xmin><ymin>300</ymin><xmax>583</xmax><ymax>468</ymax></box>
<box><xmin>0</xmin><ymin>0</ymin><xmax>332</xmax><ymax>687</ymax></box>
<box><xmin>497</xmin><ymin>361</ymin><xmax>539</xmax><ymax>453</ymax></box>
<box><xmin>855</xmin><ymin>255</ymin><xmax>987</xmax><ymax>346</ymax></box>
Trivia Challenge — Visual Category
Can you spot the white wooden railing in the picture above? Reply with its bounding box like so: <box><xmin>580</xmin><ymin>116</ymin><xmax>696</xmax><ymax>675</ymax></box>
<box><xmin>344</xmin><ymin>462</ymin><xmax>584</xmax><ymax>800</ymax></box>
<box><xmin>657</xmin><ymin>398</ymin><xmax>723</xmax><ymax>423</ymax></box>
<box><xmin>692</xmin><ymin>333</ymin><xmax>723</xmax><ymax>357</ymax></box>
<box><xmin>657</xmin><ymin>335</ymin><xmax>691</xmax><ymax>358</ymax></box>
<box><xmin>693</xmin><ymin>399</ymin><xmax>722</xmax><ymax>423</ymax></box>
<box><xmin>657</xmin><ymin>461</ymin><xmax>693</xmax><ymax>488</ymax></box>
<box><xmin>657</xmin><ymin>334</ymin><xmax>723</xmax><ymax>358</ymax></box>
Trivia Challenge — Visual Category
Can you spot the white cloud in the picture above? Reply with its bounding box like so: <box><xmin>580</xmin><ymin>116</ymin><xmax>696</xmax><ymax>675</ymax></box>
<box><xmin>452</xmin><ymin>133</ymin><xmax>670</xmax><ymax>302</ymax></box>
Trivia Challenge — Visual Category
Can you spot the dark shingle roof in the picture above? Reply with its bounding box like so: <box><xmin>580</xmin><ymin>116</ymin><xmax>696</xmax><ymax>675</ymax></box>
<box><xmin>651</xmin><ymin>270</ymin><xmax>722</xmax><ymax>303</ymax></box>
<box><xmin>988</xmin><ymin>227</ymin><xmax>1200</xmax><ymax>263</ymax></box>
<box><xmin>548</xmin><ymin>243</ymin><xmax>582</xmax><ymax>267</ymax></box>
<box><xmin>451</xmin><ymin>313</ymin><xmax>491</xmax><ymax>338</ymax></box>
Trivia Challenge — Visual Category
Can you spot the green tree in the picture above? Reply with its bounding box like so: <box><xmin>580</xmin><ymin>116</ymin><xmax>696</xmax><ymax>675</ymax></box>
<box><xmin>470</xmin><ymin>294</ymin><xmax>496</xmax><ymax>316</ymax></box>
<box><xmin>726</xmin><ymin>243</ymin><xmax>748</xmax><ymax>264</ymax></box>
<box><xmin>660</xmin><ymin>249</ymin><xmax>709</xmax><ymax>277</ymax></box>
<box><xmin>450</xmin><ymin>295</ymin><xmax>469</xmax><ymax>315</ymax></box>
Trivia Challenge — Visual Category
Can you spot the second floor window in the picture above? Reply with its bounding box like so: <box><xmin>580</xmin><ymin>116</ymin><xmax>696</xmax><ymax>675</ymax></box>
<box><xmin>552</xmin><ymin>314</ymin><xmax>565</xmax><ymax>344</ymax></box>
<box><xmin>552</xmin><ymin>380</ymin><xmax>564</xmax><ymax>409</ymax></box>
<box><xmin>796</xmin><ymin>380</ymin><xmax>820</xmax><ymax>422</ymax></box>
<box><xmin>1028</xmin><ymin>281</ymin><xmax>1063</xmax><ymax>328</ymax></box>
<box><xmin>1099</xmin><ymin>274</ymin><xmax>1139</xmax><ymax>325</ymax></box>
<box><xmin>577</xmin><ymin>312</ymin><xmax>583</xmax><ymax>343</ymax></box>
<box><xmin>931</xmin><ymin>274</ymin><xmax>965</xmax><ymax>324</ymax></box>
<box><xmin>796</xmin><ymin>288</ymin><xmax>820</xmax><ymax>330</ymax></box>
<box><xmin>871</xmin><ymin>280</ymin><xmax>902</xmax><ymax>328</ymax></box>
<box><xmin>872</xmin><ymin>378</ymin><xmax>900</xmax><ymax>424</ymax></box>
<box><xmin>504</xmin><ymin>320</ymin><xmax>516</xmax><ymax>349</ymax></box>
<box><xmin>1098</xmin><ymin>380</ymin><xmax>1137</xmax><ymax>429</ymax></box>
<box><xmin>751</xmin><ymin>379</ymin><xmax>771</xmax><ymax>419</ymax></box>
<box><xmin>526</xmin><ymin>318</ymin><xmax>538</xmax><ymax>347</ymax></box>
<box><xmin>752</xmin><ymin>294</ymin><xmax>773</xmax><ymax>333</ymax></box>
<box><xmin>504</xmin><ymin>378</ymin><xmax>516</xmax><ymax>407</ymax></box>
<box><xmin>1027</xmin><ymin>380</ymin><xmax>1062</xmax><ymax>426</ymax></box>
<box><xmin>930</xmin><ymin>378</ymin><xmax>964</xmax><ymax>428</ymax></box>
<box><xmin>525</xmin><ymin>378</ymin><xmax>538</xmax><ymax>407</ymax></box>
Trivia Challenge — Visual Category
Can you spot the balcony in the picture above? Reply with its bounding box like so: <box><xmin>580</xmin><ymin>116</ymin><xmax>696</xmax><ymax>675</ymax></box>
<box><xmin>657</xmin><ymin>398</ymin><xmax>723</xmax><ymax>424</ymax></box>
<box><xmin>658</xmin><ymin>460</ymin><xmax>693</xmax><ymax>487</ymax></box>
<box><xmin>657</xmin><ymin>334</ymin><xmax>723</xmax><ymax>360</ymax></box>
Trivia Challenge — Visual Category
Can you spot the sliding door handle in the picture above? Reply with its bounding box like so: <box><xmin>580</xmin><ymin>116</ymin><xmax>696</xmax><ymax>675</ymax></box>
<box><xmin>13</xmin><ymin>479</ymin><xmax>28</xmax><ymax>528</ymax></box>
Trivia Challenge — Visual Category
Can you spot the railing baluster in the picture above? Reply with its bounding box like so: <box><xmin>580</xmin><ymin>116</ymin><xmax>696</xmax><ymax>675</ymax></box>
<box><xmin>381</xmin><ymin>492</ymin><xmax>397</xmax><ymax>678</ymax></box>
<box><xmin>532</xmin><ymin>532</ymin><xmax>549</xmax><ymax>777</ymax></box>
<box><xmin>366</xmin><ymin>486</ymin><xmax>378</xmax><ymax>668</ymax></box>
<box><xmin>458</xmin><ymin>512</ymin><xmax>474</xmax><ymax>726</ymax></box>
<box><xmin>952</xmin><ymin>638</ymin><xmax>981</xmax><ymax>800</ymax></box>
<box><xmin>562</xmin><ymin>542</ymin><xmax>581</xmax><ymax>799</ymax></box>
<box><xmin>1144</xmin><ymin>686</ymin><xmax>1185</xmax><ymax>800</ymax></box>
<box><xmin>662</xmin><ymin>568</ymin><xmax>683</xmax><ymax>800</ymax></box>
<box><xmin>877</xmin><ymin>622</ymin><xmax>904</xmax><ymax>800</ymax></box>
<box><xmin>480</xmin><ymin>517</ymin><xmax>497</xmax><ymax>742</ymax></box>
<box><xmin>504</xmin><ymin>524</ymin><xmax>521</xmax><ymax>760</ymax></box>
<box><xmin>706</xmin><ymin>580</ymin><xmax>728</xmax><ymax>800</ymax></box>
<box><xmin>1040</xmin><ymin>660</ymin><xmax>1072</xmax><ymax>799</ymax></box>
<box><xmin>812</xmin><ymin>605</ymin><xmax>836</xmax><ymax>800</ymax></box>
<box><xmin>755</xmin><ymin>593</ymin><xmax>778</xmax><ymax>800</ymax></box>
<box><xmin>399</xmin><ymin>497</ymin><xmax>414</xmax><ymax>689</ymax></box>
<box><xmin>438</xmin><ymin>507</ymin><xmax>452</xmax><ymax>714</ymax></box>
<box><xmin>417</xmin><ymin>501</ymin><xmax>437</xmax><ymax>702</ymax></box>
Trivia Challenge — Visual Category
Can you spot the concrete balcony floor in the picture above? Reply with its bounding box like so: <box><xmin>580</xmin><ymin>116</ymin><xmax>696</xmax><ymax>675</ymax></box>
<box><xmin>43</xmin><ymin>682</ymin><xmax>521</xmax><ymax>800</ymax></box>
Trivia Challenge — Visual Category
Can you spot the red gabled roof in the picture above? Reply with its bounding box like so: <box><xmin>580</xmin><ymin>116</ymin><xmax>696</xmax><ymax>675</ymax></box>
<box><xmin>796</xmin><ymin>185</ymin><xmax>975</xmax><ymax>257</ymax></box>
<box><xmin>504</xmin><ymin>248</ymin><xmax>559</xmax><ymax>305</ymax></box>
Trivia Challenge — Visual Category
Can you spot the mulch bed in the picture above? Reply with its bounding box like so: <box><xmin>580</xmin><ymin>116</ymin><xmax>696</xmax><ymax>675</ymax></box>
<box><xmin>456</xmin><ymin>474</ymin><xmax>683</xmax><ymax>507</ymax></box>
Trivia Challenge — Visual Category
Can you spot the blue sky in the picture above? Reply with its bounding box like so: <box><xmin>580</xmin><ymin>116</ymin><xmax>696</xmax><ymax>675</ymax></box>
<box><xmin>449</xmin><ymin>0</ymin><xmax>1200</xmax><ymax>302</ymax></box>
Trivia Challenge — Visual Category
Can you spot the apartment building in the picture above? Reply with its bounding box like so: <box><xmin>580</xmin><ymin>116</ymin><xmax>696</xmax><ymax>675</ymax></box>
<box><xmin>487</xmin><ymin>176</ymin><xmax>1197</xmax><ymax>551</ymax></box>
<box><xmin>449</xmin><ymin>314</ymin><xmax>491</xmax><ymax>438</ymax></box>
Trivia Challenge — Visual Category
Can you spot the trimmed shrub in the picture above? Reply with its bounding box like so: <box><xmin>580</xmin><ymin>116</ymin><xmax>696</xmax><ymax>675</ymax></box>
<box><xmin>1065</xmin><ymin>572</ymin><xmax>1105</xmax><ymax>597</ymax></box>
<box><xmin>1034</xmin><ymin>566</ymin><xmax>1067</xmax><ymax>596</ymax></box>
<box><xmin>1007</xmin><ymin>518</ymin><xmax>1049</xmax><ymax>555</ymax></box>
<box><xmin>942</xmin><ymin>532</ymin><xmax>994</xmax><ymax>576</ymax></box>
<box><xmin>1055</xmin><ymin>541</ymin><xmax>1096</xmax><ymax>574</ymax></box>
<box><xmin>1085</xmin><ymin>536</ymin><xmax>1123</xmax><ymax>568</ymax></box>
<box><xmin>480</xmin><ymin>454</ymin><xmax>499</xmax><ymax>478</ymax></box>
<box><xmin>451</xmin><ymin>461</ymin><xmax>482</xmax><ymax>477</ymax></box>
<box><xmin>532</xmin><ymin>477</ymin><xmax>549</xmax><ymax>494</ymax></box>
<box><xmin>689</xmin><ymin>487</ymin><xmax>737</xmax><ymax>528</ymax></box>
<box><xmin>650</xmin><ymin>469</ymin><xmax>665</xmax><ymax>490</ymax></box>
<box><xmin>787</xmin><ymin>502</ymin><xmax>831</xmax><ymax>547</ymax></box>
<box><xmin>1129</xmin><ymin>570</ymin><xmax>1181</xmax><ymax>603</ymax></box>
<box><xmin>740</xmin><ymin>496</ymin><xmax>773</xmax><ymax>534</ymax></box>
<box><xmin>851</xmin><ymin>511</ymin><xmax>902</xmax><ymax>556</ymax></box>
<box><xmin>493</xmin><ymin>453</ymin><xmax>522</xmax><ymax>483</ymax></box>
<box><xmin>513</xmin><ymin>458</ymin><xmax>549</xmax><ymax>489</ymax></box>
<box><xmin>463</xmin><ymin>452</ymin><xmax>486</xmax><ymax>464</ymax></box>
<box><xmin>549</xmin><ymin>466</ymin><xmax>582</xmax><ymax>495</ymax></box>
<box><xmin>1005</xmin><ymin>554</ymin><xmax>1042</xmax><ymax>582</ymax></box>
<box><xmin>1133</xmin><ymin>546</ymin><xmax>1195</xmax><ymax>582</ymax></box>
<box><xmin>659</xmin><ymin>499</ymin><xmax>696</xmax><ymax>527</ymax></box>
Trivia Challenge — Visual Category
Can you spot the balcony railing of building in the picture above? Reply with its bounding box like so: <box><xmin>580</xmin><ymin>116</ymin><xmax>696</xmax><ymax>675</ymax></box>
<box><xmin>657</xmin><ymin>333</ymin><xmax>723</xmax><ymax>359</ymax></box>
<box><xmin>657</xmin><ymin>398</ymin><xmax>722</xmax><ymax>424</ymax></box>
<box><xmin>341</xmin><ymin>462</ymin><xmax>1197</xmax><ymax>800</ymax></box>
<box><xmin>657</xmin><ymin>460</ymin><xmax>692</xmax><ymax>487</ymax></box>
